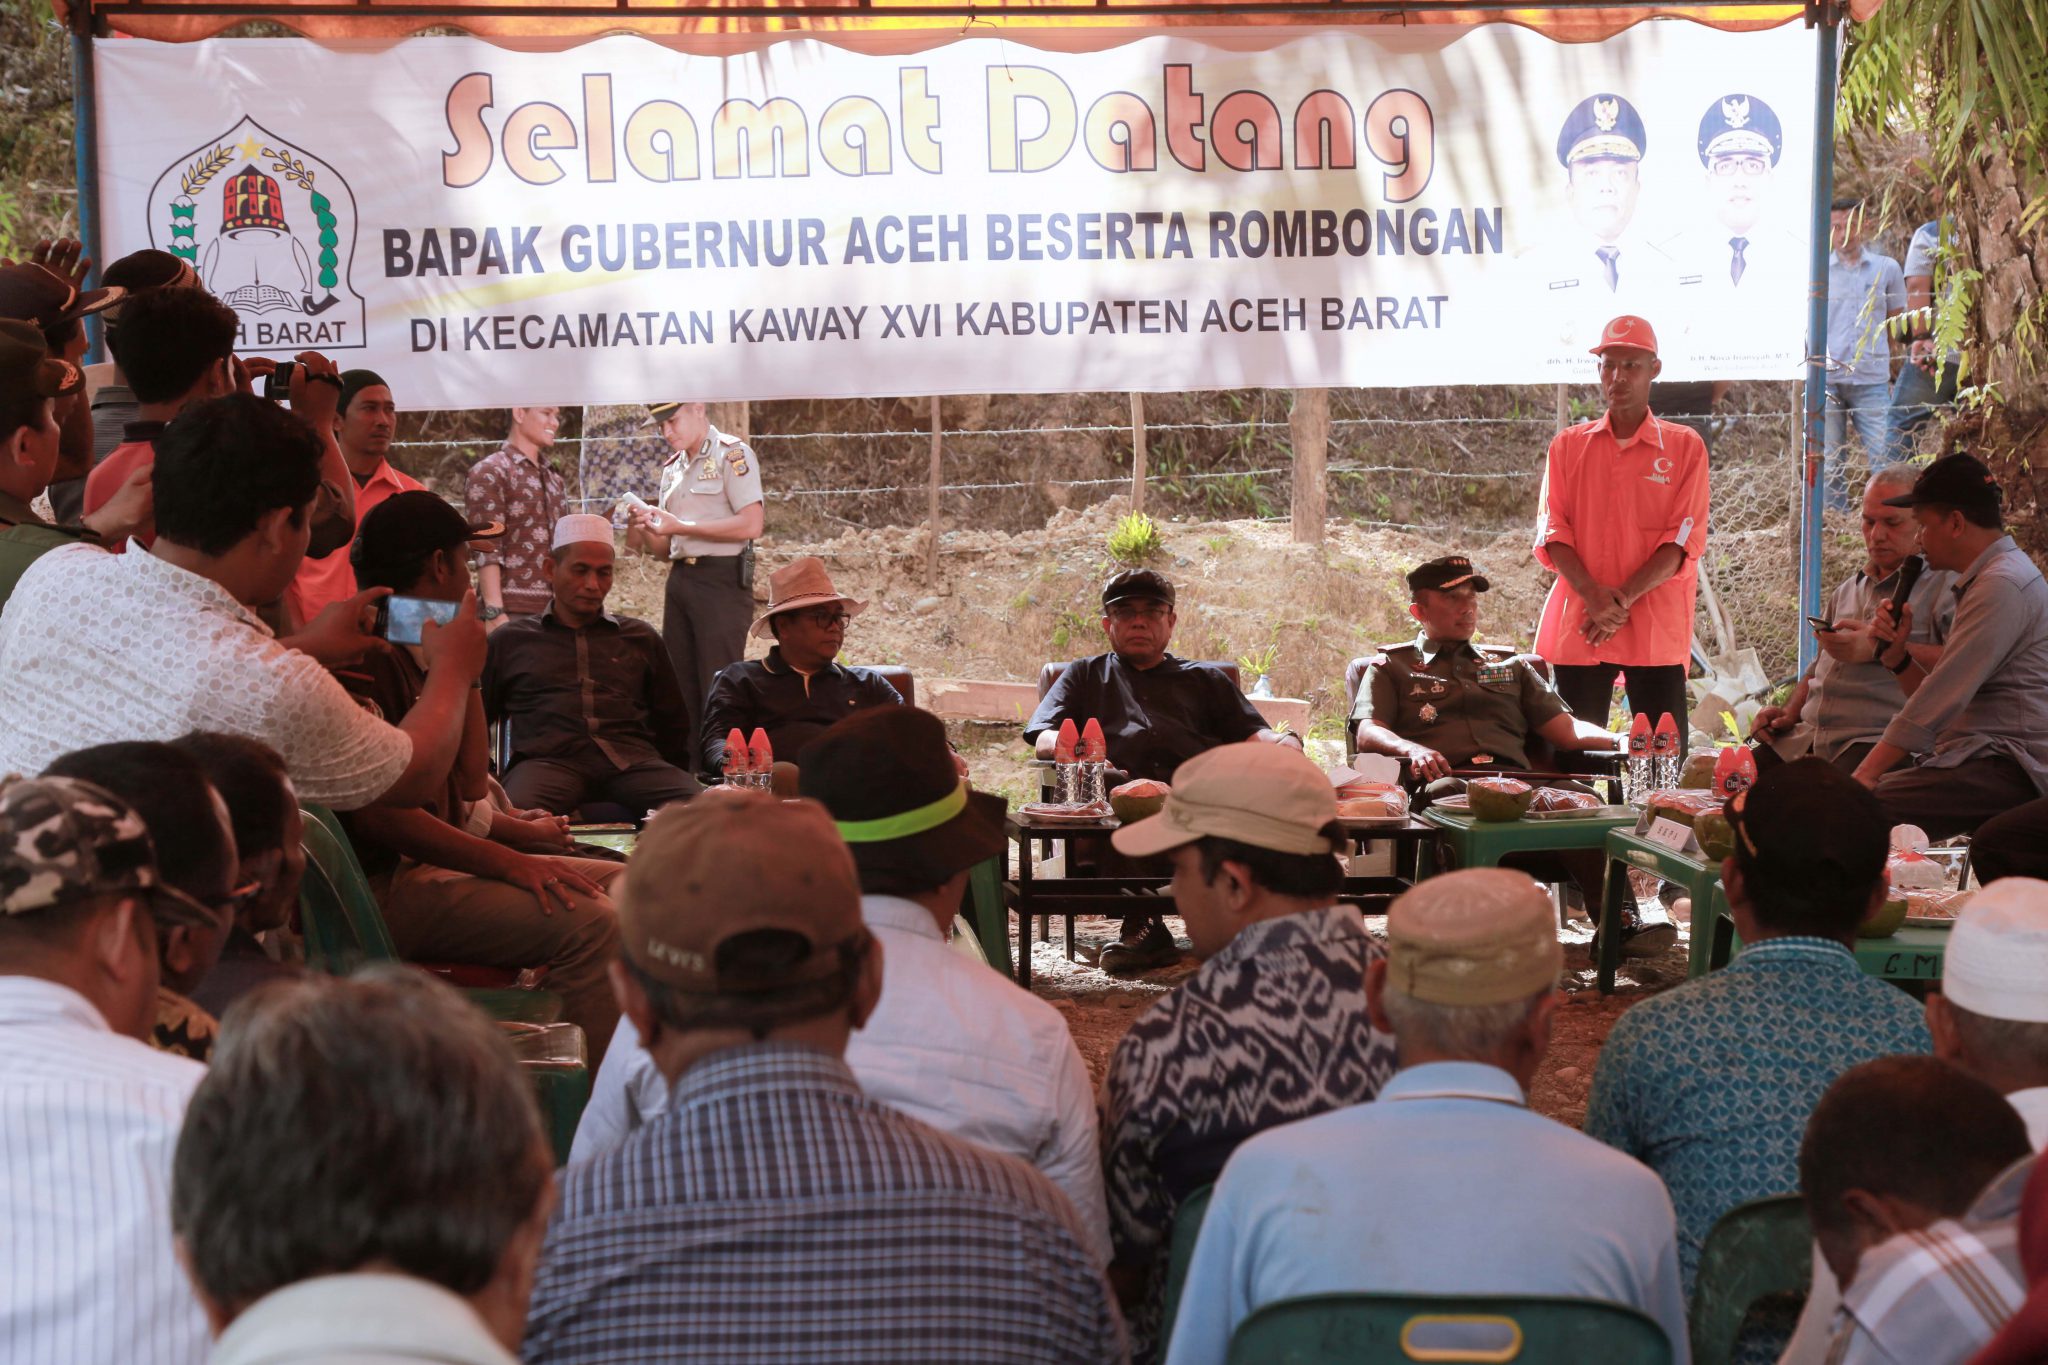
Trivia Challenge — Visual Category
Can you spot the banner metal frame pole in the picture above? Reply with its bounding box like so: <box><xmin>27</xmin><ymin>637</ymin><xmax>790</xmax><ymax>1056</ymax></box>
<box><xmin>67</xmin><ymin>18</ymin><xmax>106</xmax><ymax>362</ymax></box>
<box><xmin>1797</xmin><ymin>0</ymin><xmax>1839</xmax><ymax>676</ymax></box>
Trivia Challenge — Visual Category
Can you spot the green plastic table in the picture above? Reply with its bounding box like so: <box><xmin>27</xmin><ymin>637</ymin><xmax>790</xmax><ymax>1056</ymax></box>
<box><xmin>1600</xmin><ymin>829</ymin><xmax>1726</xmax><ymax>991</ymax></box>
<box><xmin>1712</xmin><ymin>901</ymin><xmax>1951</xmax><ymax>981</ymax></box>
<box><xmin>1420</xmin><ymin>806</ymin><xmax>1637</xmax><ymax>875</ymax></box>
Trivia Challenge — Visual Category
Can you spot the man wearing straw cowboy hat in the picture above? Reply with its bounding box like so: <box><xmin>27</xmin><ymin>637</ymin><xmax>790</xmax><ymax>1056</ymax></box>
<box><xmin>624</xmin><ymin>401</ymin><xmax>763</xmax><ymax>750</ymax></box>
<box><xmin>699</xmin><ymin>556</ymin><xmax>905</xmax><ymax>775</ymax></box>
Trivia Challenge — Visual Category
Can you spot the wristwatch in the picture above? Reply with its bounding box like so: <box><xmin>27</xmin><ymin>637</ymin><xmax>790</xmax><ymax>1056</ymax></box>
<box><xmin>479</xmin><ymin>604</ymin><xmax>505</xmax><ymax>621</ymax></box>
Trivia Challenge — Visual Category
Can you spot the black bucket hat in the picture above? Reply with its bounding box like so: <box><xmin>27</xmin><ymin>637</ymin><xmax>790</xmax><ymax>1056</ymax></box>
<box><xmin>801</xmin><ymin>706</ymin><xmax>1006</xmax><ymax>886</ymax></box>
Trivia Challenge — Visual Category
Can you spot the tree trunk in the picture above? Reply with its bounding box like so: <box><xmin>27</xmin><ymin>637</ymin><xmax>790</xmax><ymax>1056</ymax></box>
<box><xmin>1948</xmin><ymin>104</ymin><xmax>2048</xmax><ymax>558</ymax></box>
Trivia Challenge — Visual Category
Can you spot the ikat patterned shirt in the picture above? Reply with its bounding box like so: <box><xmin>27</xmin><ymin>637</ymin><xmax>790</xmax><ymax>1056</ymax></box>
<box><xmin>1101</xmin><ymin>905</ymin><xmax>1396</xmax><ymax>1363</ymax></box>
<box><xmin>1585</xmin><ymin>936</ymin><xmax>1931</xmax><ymax>1291</ymax></box>
<box><xmin>524</xmin><ymin>1043</ymin><xmax>1124</xmax><ymax>1365</ymax></box>
<box><xmin>465</xmin><ymin>444</ymin><xmax>568</xmax><ymax>618</ymax></box>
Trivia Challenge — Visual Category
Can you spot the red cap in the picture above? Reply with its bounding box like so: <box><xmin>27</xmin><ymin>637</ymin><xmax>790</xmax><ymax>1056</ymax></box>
<box><xmin>1589</xmin><ymin>315</ymin><xmax>1659</xmax><ymax>357</ymax></box>
<box><xmin>724</xmin><ymin>729</ymin><xmax>751</xmax><ymax>773</ymax></box>
<box><xmin>749</xmin><ymin>728</ymin><xmax>773</xmax><ymax>768</ymax></box>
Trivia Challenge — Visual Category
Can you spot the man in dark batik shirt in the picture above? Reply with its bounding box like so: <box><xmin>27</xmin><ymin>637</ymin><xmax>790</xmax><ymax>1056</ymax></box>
<box><xmin>1099</xmin><ymin>743</ymin><xmax>1395</xmax><ymax>1364</ymax></box>
<box><xmin>1025</xmin><ymin>568</ymin><xmax>1298</xmax><ymax>972</ymax></box>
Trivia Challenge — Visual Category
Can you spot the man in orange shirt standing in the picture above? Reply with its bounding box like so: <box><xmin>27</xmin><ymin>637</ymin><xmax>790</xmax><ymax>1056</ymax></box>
<box><xmin>286</xmin><ymin>369</ymin><xmax>420</xmax><ymax>627</ymax></box>
<box><xmin>1533</xmin><ymin>315</ymin><xmax>1709</xmax><ymax>747</ymax></box>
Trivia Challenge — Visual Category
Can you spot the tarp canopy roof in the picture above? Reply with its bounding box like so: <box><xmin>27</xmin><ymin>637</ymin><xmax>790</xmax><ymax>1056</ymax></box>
<box><xmin>59</xmin><ymin>0</ymin><xmax>1870</xmax><ymax>51</ymax></box>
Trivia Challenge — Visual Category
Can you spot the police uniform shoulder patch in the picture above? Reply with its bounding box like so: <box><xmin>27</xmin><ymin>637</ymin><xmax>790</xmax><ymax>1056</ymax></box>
<box><xmin>724</xmin><ymin>443</ymin><xmax>751</xmax><ymax>477</ymax></box>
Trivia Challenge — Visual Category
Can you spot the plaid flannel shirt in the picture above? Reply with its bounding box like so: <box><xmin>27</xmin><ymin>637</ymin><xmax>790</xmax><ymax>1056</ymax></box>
<box><xmin>524</xmin><ymin>1042</ymin><xmax>1125</xmax><ymax>1364</ymax></box>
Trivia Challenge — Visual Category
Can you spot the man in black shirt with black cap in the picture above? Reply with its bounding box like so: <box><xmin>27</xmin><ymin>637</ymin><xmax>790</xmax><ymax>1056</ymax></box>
<box><xmin>1025</xmin><ymin>568</ymin><xmax>1297</xmax><ymax>972</ymax></box>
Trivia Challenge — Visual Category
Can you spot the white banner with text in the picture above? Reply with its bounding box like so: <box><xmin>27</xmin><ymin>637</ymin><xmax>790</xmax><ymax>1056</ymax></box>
<box><xmin>94</xmin><ymin>26</ymin><xmax>1818</xmax><ymax>407</ymax></box>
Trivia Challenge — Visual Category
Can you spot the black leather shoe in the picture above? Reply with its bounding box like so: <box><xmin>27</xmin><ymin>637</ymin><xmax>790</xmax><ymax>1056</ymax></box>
<box><xmin>1100</xmin><ymin>918</ymin><xmax>1179</xmax><ymax>974</ymax></box>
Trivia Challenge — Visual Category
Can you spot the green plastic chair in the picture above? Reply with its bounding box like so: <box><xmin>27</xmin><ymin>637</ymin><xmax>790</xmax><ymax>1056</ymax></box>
<box><xmin>1226</xmin><ymin>1293</ymin><xmax>1673</xmax><ymax>1364</ymax></box>
<box><xmin>1158</xmin><ymin>1183</ymin><xmax>1215</xmax><ymax>1355</ymax></box>
<box><xmin>963</xmin><ymin>856</ymin><xmax>1013</xmax><ymax>975</ymax></box>
<box><xmin>297</xmin><ymin>805</ymin><xmax>562</xmax><ymax>1025</ymax></box>
<box><xmin>1688</xmin><ymin>1195</ymin><xmax>1812</xmax><ymax>1365</ymax></box>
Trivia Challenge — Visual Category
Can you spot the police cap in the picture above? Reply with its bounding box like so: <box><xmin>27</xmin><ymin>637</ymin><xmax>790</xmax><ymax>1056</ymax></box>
<box><xmin>1698</xmin><ymin>93</ymin><xmax>1783</xmax><ymax>166</ymax></box>
<box><xmin>1557</xmin><ymin>93</ymin><xmax>1647</xmax><ymax>167</ymax></box>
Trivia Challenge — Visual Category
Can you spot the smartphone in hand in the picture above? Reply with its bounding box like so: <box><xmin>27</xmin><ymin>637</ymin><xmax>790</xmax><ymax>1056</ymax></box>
<box><xmin>1806</xmin><ymin>616</ymin><xmax>1836</xmax><ymax>634</ymax></box>
<box><xmin>379</xmin><ymin>595</ymin><xmax>462</xmax><ymax>646</ymax></box>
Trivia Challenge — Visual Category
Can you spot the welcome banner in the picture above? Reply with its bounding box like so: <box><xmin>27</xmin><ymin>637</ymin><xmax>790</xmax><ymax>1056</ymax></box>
<box><xmin>94</xmin><ymin>25</ymin><xmax>1817</xmax><ymax>408</ymax></box>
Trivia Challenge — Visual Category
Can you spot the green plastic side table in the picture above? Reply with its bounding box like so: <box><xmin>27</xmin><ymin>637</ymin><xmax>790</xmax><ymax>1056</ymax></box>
<box><xmin>1714</xmin><ymin>900</ymin><xmax>1950</xmax><ymax>982</ymax></box>
<box><xmin>1420</xmin><ymin>807</ymin><xmax>1636</xmax><ymax>875</ymax></box>
<box><xmin>1600</xmin><ymin>830</ymin><xmax>1725</xmax><ymax>992</ymax></box>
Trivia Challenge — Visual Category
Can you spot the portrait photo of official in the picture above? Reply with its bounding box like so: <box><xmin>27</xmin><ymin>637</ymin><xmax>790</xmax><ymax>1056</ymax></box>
<box><xmin>1519</xmin><ymin>91</ymin><xmax>1675</xmax><ymax>361</ymax></box>
<box><xmin>1656</xmin><ymin>92</ymin><xmax>1805</xmax><ymax>371</ymax></box>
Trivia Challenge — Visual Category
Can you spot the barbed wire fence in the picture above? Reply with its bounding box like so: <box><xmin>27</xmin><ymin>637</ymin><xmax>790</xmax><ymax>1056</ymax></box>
<box><xmin>391</xmin><ymin>383</ymin><xmax>1864</xmax><ymax>685</ymax></box>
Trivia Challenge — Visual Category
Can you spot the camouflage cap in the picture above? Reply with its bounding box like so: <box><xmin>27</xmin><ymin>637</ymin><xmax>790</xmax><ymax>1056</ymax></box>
<box><xmin>0</xmin><ymin>775</ymin><xmax>162</xmax><ymax>918</ymax></box>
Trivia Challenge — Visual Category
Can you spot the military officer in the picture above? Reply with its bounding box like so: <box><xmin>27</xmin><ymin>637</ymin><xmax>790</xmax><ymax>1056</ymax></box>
<box><xmin>1352</xmin><ymin>555</ymin><xmax>1674</xmax><ymax>957</ymax></box>
<box><xmin>1521</xmin><ymin>93</ymin><xmax>1673</xmax><ymax>363</ymax></box>
<box><xmin>625</xmin><ymin>401</ymin><xmax>765</xmax><ymax>751</ymax></box>
<box><xmin>1352</xmin><ymin>556</ymin><xmax>1618</xmax><ymax>781</ymax></box>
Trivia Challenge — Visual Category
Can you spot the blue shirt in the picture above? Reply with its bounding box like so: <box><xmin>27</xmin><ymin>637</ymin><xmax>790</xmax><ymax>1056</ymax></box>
<box><xmin>1164</xmin><ymin>1061</ymin><xmax>1689</xmax><ymax>1365</ymax></box>
<box><xmin>1584</xmin><ymin>937</ymin><xmax>1930</xmax><ymax>1290</ymax></box>
<box><xmin>1826</xmin><ymin>248</ymin><xmax>1906</xmax><ymax>385</ymax></box>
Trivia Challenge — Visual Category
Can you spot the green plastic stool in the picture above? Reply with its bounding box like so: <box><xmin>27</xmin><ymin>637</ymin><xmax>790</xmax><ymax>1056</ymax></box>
<box><xmin>1158</xmin><ymin>1183</ymin><xmax>1214</xmax><ymax>1355</ymax></box>
<box><xmin>1227</xmin><ymin>1293</ymin><xmax>1673</xmax><ymax>1364</ymax></box>
<box><xmin>1688</xmin><ymin>1195</ymin><xmax>1812</xmax><ymax>1365</ymax></box>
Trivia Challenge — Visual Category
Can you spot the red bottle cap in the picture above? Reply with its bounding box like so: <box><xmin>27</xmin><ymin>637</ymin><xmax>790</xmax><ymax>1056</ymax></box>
<box><xmin>1080</xmin><ymin>717</ymin><xmax>1106</xmax><ymax>762</ymax></box>
<box><xmin>724</xmin><ymin>729</ymin><xmax>751</xmax><ymax>773</ymax></box>
<box><xmin>1055</xmin><ymin>718</ymin><xmax>1079</xmax><ymax>763</ymax></box>
<box><xmin>749</xmin><ymin>727</ymin><xmax>773</xmax><ymax>768</ymax></box>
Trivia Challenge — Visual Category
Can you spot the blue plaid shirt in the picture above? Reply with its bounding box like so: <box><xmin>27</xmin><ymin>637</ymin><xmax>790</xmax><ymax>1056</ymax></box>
<box><xmin>524</xmin><ymin>1042</ymin><xmax>1124</xmax><ymax>1364</ymax></box>
<box><xmin>1585</xmin><ymin>937</ymin><xmax>1931</xmax><ymax>1289</ymax></box>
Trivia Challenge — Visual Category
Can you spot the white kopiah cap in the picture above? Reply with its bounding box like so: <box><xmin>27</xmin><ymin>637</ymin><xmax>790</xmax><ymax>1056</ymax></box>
<box><xmin>552</xmin><ymin>514</ymin><xmax>615</xmax><ymax>550</ymax></box>
<box><xmin>1945</xmin><ymin>878</ymin><xmax>2048</xmax><ymax>1023</ymax></box>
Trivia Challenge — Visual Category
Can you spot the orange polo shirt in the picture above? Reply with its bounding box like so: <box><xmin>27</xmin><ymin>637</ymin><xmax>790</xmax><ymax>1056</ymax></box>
<box><xmin>1532</xmin><ymin>411</ymin><xmax>1710</xmax><ymax>668</ymax></box>
<box><xmin>284</xmin><ymin>458</ymin><xmax>422</xmax><ymax>627</ymax></box>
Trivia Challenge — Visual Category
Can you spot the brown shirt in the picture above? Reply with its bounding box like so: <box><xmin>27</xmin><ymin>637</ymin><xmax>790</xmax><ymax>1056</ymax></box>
<box><xmin>466</xmin><ymin>443</ymin><xmax>568</xmax><ymax>617</ymax></box>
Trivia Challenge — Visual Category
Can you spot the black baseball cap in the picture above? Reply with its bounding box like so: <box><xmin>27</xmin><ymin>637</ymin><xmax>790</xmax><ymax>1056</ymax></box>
<box><xmin>0</xmin><ymin>319</ymin><xmax>82</xmax><ymax>407</ymax></box>
<box><xmin>338</xmin><ymin>369</ymin><xmax>391</xmax><ymax>414</ymax></box>
<box><xmin>1102</xmin><ymin>568</ymin><xmax>1175</xmax><ymax>611</ymax></box>
<box><xmin>1881</xmin><ymin>453</ymin><xmax>2001</xmax><ymax>520</ymax></box>
<box><xmin>1724</xmin><ymin>757</ymin><xmax>1888</xmax><ymax>896</ymax></box>
<box><xmin>1408</xmin><ymin>555</ymin><xmax>1491</xmax><ymax>595</ymax></box>
<box><xmin>0</xmin><ymin>262</ymin><xmax>123</xmax><ymax>334</ymax></box>
<box><xmin>350</xmin><ymin>490</ymin><xmax>502</xmax><ymax>577</ymax></box>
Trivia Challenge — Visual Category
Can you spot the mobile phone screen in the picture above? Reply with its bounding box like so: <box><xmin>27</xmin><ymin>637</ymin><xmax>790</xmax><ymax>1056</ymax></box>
<box><xmin>1806</xmin><ymin>616</ymin><xmax>1835</xmax><ymax>634</ymax></box>
<box><xmin>382</xmin><ymin>595</ymin><xmax>462</xmax><ymax>646</ymax></box>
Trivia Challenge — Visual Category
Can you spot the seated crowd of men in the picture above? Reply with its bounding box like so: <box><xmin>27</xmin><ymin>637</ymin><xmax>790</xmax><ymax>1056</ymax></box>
<box><xmin>3</xmin><ymin>244</ymin><xmax>2048</xmax><ymax>1365</ymax></box>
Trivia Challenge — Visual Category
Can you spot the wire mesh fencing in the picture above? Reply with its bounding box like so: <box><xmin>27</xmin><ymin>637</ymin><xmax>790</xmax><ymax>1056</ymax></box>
<box><xmin>387</xmin><ymin>384</ymin><xmax>1843</xmax><ymax>684</ymax></box>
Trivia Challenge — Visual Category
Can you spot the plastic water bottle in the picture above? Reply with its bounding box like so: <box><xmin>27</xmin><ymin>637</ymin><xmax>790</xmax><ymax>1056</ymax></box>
<box><xmin>1651</xmin><ymin>713</ymin><xmax>1681</xmax><ymax>792</ymax></box>
<box><xmin>1714</xmin><ymin>743</ymin><xmax>1759</xmax><ymax>800</ymax></box>
<box><xmin>1079</xmin><ymin>718</ymin><xmax>1108</xmax><ymax>805</ymax></box>
<box><xmin>1626</xmin><ymin>713</ymin><xmax>1652</xmax><ymax>807</ymax></box>
<box><xmin>722</xmin><ymin>728</ymin><xmax>753</xmax><ymax>788</ymax></box>
<box><xmin>748</xmin><ymin>729</ymin><xmax>774</xmax><ymax>791</ymax></box>
<box><xmin>1053</xmin><ymin>719</ymin><xmax>1080</xmax><ymax>805</ymax></box>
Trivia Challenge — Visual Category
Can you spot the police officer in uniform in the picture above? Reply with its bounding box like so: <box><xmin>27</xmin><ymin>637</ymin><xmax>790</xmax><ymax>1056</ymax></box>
<box><xmin>626</xmin><ymin>401</ymin><xmax>765</xmax><ymax>751</ymax></box>
<box><xmin>1351</xmin><ymin>555</ymin><xmax>1674</xmax><ymax>957</ymax></box>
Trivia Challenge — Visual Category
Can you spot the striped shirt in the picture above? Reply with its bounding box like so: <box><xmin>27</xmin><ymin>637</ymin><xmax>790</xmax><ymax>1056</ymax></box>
<box><xmin>1828</xmin><ymin>1154</ymin><xmax>2032</xmax><ymax>1365</ymax></box>
<box><xmin>524</xmin><ymin>1042</ymin><xmax>1125</xmax><ymax>1364</ymax></box>
<box><xmin>0</xmin><ymin>976</ymin><xmax>209</xmax><ymax>1365</ymax></box>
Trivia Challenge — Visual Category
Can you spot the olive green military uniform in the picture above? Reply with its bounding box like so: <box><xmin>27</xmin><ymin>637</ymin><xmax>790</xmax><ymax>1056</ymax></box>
<box><xmin>1352</xmin><ymin>636</ymin><xmax>1570</xmax><ymax>770</ymax></box>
